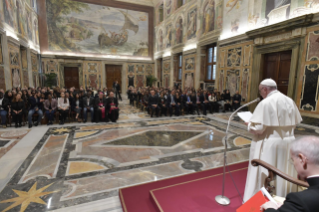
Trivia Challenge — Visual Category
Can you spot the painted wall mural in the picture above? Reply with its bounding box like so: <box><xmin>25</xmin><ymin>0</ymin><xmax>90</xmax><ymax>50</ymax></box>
<box><xmin>226</xmin><ymin>69</ymin><xmax>240</xmax><ymax>95</ymax></box>
<box><xmin>187</xmin><ymin>7</ymin><xmax>197</xmax><ymax>40</ymax></box>
<box><xmin>297</xmin><ymin>26</ymin><xmax>319</xmax><ymax>113</ymax></box>
<box><xmin>202</xmin><ymin>0</ymin><xmax>215</xmax><ymax>34</ymax></box>
<box><xmin>163</xmin><ymin>60</ymin><xmax>170</xmax><ymax>88</ymax></box>
<box><xmin>46</xmin><ymin>0</ymin><xmax>149</xmax><ymax>56</ymax></box>
<box><xmin>300</xmin><ymin>64</ymin><xmax>319</xmax><ymax>111</ymax></box>
<box><xmin>183</xmin><ymin>53</ymin><xmax>196</xmax><ymax>89</ymax></box>
<box><xmin>306</xmin><ymin>30</ymin><xmax>319</xmax><ymax>61</ymax></box>
<box><xmin>83</xmin><ymin>61</ymin><xmax>102</xmax><ymax>89</ymax></box>
<box><xmin>127</xmin><ymin>63</ymin><xmax>154</xmax><ymax>88</ymax></box>
<box><xmin>157</xmin><ymin>29</ymin><xmax>163</xmax><ymax>51</ymax></box>
<box><xmin>175</xmin><ymin>16</ymin><xmax>183</xmax><ymax>44</ymax></box>
<box><xmin>217</xmin><ymin>41</ymin><xmax>253</xmax><ymax>99</ymax></box>
<box><xmin>3</xmin><ymin>0</ymin><xmax>17</xmax><ymax>29</ymax></box>
<box><xmin>8</xmin><ymin>43</ymin><xmax>22</xmax><ymax>88</ymax></box>
<box><xmin>166</xmin><ymin>23</ymin><xmax>173</xmax><ymax>48</ymax></box>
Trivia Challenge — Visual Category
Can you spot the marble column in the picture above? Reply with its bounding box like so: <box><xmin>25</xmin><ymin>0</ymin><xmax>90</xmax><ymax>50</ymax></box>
<box><xmin>27</xmin><ymin>48</ymin><xmax>33</xmax><ymax>87</ymax></box>
<box><xmin>2</xmin><ymin>32</ymin><xmax>12</xmax><ymax>90</ymax></box>
<box><xmin>195</xmin><ymin>46</ymin><xmax>201</xmax><ymax>90</ymax></box>
<box><xmin>170</xmin><ymin>55</ymin><xmax>174</xmax><ymax>88</ymax></box>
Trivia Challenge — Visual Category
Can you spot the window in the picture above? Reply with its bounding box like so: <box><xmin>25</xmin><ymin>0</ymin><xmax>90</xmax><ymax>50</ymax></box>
<box><xmin>177</xmin><ymin>53</ymin><xmax>183</xmax><ymax>81</ymax></box>
<box><xmin>177</xmin><ymin>0</ymin><xmax>186</xmax><ymax>9</ymax></box>
<box><xmin>159</xmin><ymin>4</ymin><xmax>164</xmax><ymax>23</ymax></box>
<box><xmin>205</xmin><ymin>45</ymin><xmax>217</xmax><ymax>81</ymax></box>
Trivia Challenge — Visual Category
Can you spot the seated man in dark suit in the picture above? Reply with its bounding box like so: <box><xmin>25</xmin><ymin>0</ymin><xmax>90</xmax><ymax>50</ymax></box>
<box><xmin>200</xmin><ymin>90</ymin><xmax>209</xmax><ymax>115</ymax></box>
<box><xmin>232</xmin><ymin>90</ymin><xmax>241</xmax><ymax>111</ymax></box>
<box><xmin>148</xmin><ymin>89</ymin><xmax>159</xmax><ymax>117</ymax></box>
<box><xmin>261</xmin><ymin>136</ymin><xmax>319</xmax><ymax>212</ymax></box>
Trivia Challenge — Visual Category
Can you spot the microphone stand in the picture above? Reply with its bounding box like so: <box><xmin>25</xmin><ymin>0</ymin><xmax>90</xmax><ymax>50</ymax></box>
<box><xmin>215</xmin><ymin>98</ymin><xmax>260</xmax><ymax>206</ymax></box>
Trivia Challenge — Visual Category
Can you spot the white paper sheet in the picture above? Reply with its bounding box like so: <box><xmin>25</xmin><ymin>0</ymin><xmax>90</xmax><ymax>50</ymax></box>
<box><xmin>237</xmin><ymin>111</ymin><xmax>253</xmax><ymax>123</ymax></box>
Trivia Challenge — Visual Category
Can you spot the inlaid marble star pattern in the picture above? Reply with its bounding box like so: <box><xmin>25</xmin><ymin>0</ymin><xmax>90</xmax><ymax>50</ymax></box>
<box><xmin>0</xmin><ymin>182</ymin><xmax>58</xmax><ymax>212</ymax></box>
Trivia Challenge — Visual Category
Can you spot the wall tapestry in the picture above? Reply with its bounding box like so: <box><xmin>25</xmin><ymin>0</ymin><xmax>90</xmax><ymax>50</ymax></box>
<box><xmin>184</xmin><ymin>73</ymin><xmax>194</xmax><ymax>89</ymax></box>
<box><xmin>46</xmin><ymin>0</ymin><xmax>149</xmax><ymax>56</ymax></box>
<box><xmin>12</xmin><ymin>68</ymin><xmax>21</xmax><ymax>88</ymax></box>
<box><xmin>227</xmin><ymin>47</ymin><xmax>241</xmax><ymax>67</ymax></box>
<box><xmin>226</xmin><ymin>69</ymin><xmax>240</xmax><ymax>95</ymax></box>
<box><xmin>300</xmin><ymin>64</ymin><xmax>319</xmax><ymax>111</ymax></box>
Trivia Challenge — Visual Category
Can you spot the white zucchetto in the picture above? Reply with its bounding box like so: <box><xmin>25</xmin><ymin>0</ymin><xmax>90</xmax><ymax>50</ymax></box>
<box><xmin>260</xmin><ymin>78</ymin><xmax>277</xmax><ymax>87</ymax></box>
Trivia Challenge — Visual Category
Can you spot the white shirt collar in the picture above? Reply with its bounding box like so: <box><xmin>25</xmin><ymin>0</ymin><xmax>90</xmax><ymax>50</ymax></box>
<box><xmin>266</xmin><ymin>90</ymin><xmax>278</xmax><ymax>98</ymax></box>
<box><xmin>307</xmin><ymin>175</ymin><xmax>319</xmax><ymax>179</ymax></box>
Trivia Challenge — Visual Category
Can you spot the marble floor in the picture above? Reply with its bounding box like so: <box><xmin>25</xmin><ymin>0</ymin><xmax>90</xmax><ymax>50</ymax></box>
<box><xmin>0</xmin><ymin>98</ymin><xmax>318</xmax><ymax>212</ymax></box>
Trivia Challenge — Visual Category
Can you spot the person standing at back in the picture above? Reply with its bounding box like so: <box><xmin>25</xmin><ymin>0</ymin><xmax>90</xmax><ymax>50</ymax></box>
<box><xmin>113</xmin><ymin>80</ymin><xmax>122</xmax><ymax>101</ymax></box>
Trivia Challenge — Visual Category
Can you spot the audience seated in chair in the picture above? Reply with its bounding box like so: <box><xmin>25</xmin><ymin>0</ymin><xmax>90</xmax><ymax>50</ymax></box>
<box><xmin>94</xmin><ymin>92</ymin><xmax>107</xmax><ymax>123</ymax></box>
<box><xmin>11</xmin><ymin>93</ymin><xmax>24</xmax><ymax>128</ymax></box>
<box><xmin>28</xmin><ymin>91</ymin><xmax>44</xmax><ymax>128</ymax></box>
<box><xmin>232</xmin><ymin>90</ymin><xmax>241</xmax><ymax>111</ymax></box>
<box><xmin>82</xmin><ymin>91</ymin><xmax>94</xmax><ymax>123</ymax></box>
<box><xmin>57</xmin><ymin>92</ymin><xmax>69</xmax><ymax>125</ymax></box>
<box><xmin>106</xmin><ymin>91</ymin><xmax>119</xmax><ymax>123</ymax></box>
<box><xmin>44</xmin><ymin>94</ymin><xmax>57</xmax><ymax>125</ymax></box>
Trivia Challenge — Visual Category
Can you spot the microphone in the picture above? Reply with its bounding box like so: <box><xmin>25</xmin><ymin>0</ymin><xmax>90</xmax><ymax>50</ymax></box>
<box><xmin>215</xmin><ymin>97</ymin><xmax>260</xmax><ymax>206</ymax></box>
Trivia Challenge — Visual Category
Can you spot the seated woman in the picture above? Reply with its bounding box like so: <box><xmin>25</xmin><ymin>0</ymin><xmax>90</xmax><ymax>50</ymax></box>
<box><xmin>94</xmin><ymin>92</ymin><xmax>107</xmax><ymax>123</ymax></box>
<box><xmin>57</xmin><ymin>92</ymin><xmax>69</xmax><ymax>125</ymax></box>
<box><xmin>72</xmin><ymin>93</ymin><xmax>82</xmax><ymax>122</ymax></box>
<box><xmin>106</xmin><ymin>91</ymin><xmax>119</xmax><ymax>123</ymax></box>
<box><xmin>11</xmin><ymin>93</ymin><xmax>24</xmax><ymax>128</ymax></box>
<box><xmin>208</xmin><ymin>92</ymin><xmax>219</xmax><ymax>113</ymax></box>
<box><xmin>44</xmin><ymin>94</ymin><xmax>57</xmax><ymax>125</ymax></box>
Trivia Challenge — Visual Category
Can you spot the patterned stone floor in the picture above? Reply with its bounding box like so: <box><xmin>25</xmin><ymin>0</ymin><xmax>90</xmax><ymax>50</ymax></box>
<box><xmin>0</xmin><ymin>98</ymin><xmax>318</xmax><ymax>212</ymax></box>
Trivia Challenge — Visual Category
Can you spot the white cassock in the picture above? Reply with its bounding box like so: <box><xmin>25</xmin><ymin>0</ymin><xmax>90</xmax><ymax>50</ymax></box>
<box><xmin>243</xmin><ymin>90</ymin><xmax>302</xmax><ymax>202</ymax></box>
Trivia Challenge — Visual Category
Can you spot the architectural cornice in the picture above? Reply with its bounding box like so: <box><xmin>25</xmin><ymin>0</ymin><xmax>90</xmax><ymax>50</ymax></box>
<box><xmin>246</xmin><ymin>14</ymin><xmax>314</xmax><ymax>38</ymax></box>
<box><xmin>218</xmin><ymin>33</ymin><xmax>249</xmax><ymax>46</ymax></box>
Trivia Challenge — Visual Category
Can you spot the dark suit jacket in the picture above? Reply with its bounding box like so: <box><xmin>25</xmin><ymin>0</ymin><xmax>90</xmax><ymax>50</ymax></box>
<box><xmin>148</xmin><ymin>95</ymin><xmax>159</xmax><ymax>106</ymax></box>
<box><xmin>266</xmin><ymin>177</ymin><xmax>319</xmax><ymax>212</ymax></box>
<box><xmin>106</xmin><ymin>97</ymin><xmax>118</xmax><ymax>111</ymax></box>
<box><xmin>167</xmin><ymin>94</ymin><xmax>176</xmax><ymax>106</ymax></box>
<box><xmin>233</xmin><ymin>94</ymin><xmax>241</xmax><ymax>103</ymax></box>
<box><xmin>82</xmin><ymin>96</ymin><xmax>94</xmax><ymax>108</ymax></box>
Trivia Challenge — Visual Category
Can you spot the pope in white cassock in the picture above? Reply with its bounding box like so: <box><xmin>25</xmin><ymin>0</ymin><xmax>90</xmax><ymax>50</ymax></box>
<box><xmin>243</xmin><ymin>78</ymin><xmax>302</xmax><ymax>202</ymax></box>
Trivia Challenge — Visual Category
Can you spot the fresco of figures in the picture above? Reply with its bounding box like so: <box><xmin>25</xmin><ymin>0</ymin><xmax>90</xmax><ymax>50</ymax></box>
<box><xmin>45</xmin><ymin>0</ymin><xmax>149</xmax><ymax>56</ymax></box>
<box><xmin>1</xmin><ymin>0</ymin><xmax>37</xmax><ymax>45</ymax></box>
<box><xmin>187</xmin><ymin>7</ymin><xmax>197</xmax><ymax>40</ymax></box>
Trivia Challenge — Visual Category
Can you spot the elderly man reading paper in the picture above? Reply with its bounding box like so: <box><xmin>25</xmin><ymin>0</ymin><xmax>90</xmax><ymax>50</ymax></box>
<box><xmin>243</xmin><ymin>78</ymin><xmax>302</xmax><ymax>202</ymax></box>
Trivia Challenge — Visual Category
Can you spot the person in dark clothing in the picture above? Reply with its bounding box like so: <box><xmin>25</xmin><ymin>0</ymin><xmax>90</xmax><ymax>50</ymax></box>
<box><xmin>148</xmin><ymin>90</ymin><xmax>159</xmax><ymax>117</ymax></box>
<box><xmin>94</xmin><ymin>92</ymin><xmax>107</xmax><ymax>122</ymax></box>
<box><xmin>159</xmin><ymin>92</ymin><xmax>167</xmax><ymax>116</ymax></box>
<box><xmin>28</xmin><ymin>91</ymin><xmax>44</xmax><ymax>128</ymax></box>
<box><xmin>72</xmin><ymin>93</ymin><xmax>83</xmax><ymax>122</ymax></box>
<box><xmin>223</xmin><ymin>89</ymin><xmax>232</xmax><ymax>112</ymax></box>
<box><xmin>82</xmin><ymin>91</ymin><xmax>94</xmax><ymax>123</ymax></box>
<box><xmin>193</xmin><ymin>92</ymin><xmax>200</xmax><ymax>115</ymax></box>
<box><xmin>57</xmin><ymin>92</ymin><xmax>69</xmax><ymax>125</ymax></box>
<box><xmin>44</xmin><ymin>94</ymin><xmax>57</xmax><ymax>125</ymax></box>
<box><xmin>261</xmin><ymin>136</ymin><xmax>319</xmax><ymax>212</ymax></box>
<box><xmin>113</xmin><ymin>80</ymin><xmax>122</xmax><ymax>101</ymax></box>
<box><xmin>174</xmin><ymin>92</ymin><xmax>182</xmax><ymax>116</ymax></box>
<box><xmin>200</xmin><ymin>90</ymin><xmax>210</xmax><ymax>115</ymax></box>
<box><xmin>11</xmin><ymin>93</ymin><xmax>24</xmax><ymax>128</ymax></box>
<box><xmin>208</xmin><ymin>92</ymin><xmax>219</xmax><ymax>113</ymax></box>
<box><xmin>232</xmin><ymin>91</ymin><xmax>241</xmax><ymax>111</ymax></box>
<box><xmin>106</xmin><ymin>91</ymin><xmax>119</xmax><ymax>122</ymax></box>
<box><xmin>0</xmin><ymin>91</ymin><xmax>9</xmax><ymax>128</ymax></box>
<box><xmin>184</xmin><ymin>91</ymin><xmax>194</xmax><ymax>114</ymax></box>
<box><xmin>167</xmin><ymin>90</ymin><xmax>179</xmax><ymax>116</ymax></box>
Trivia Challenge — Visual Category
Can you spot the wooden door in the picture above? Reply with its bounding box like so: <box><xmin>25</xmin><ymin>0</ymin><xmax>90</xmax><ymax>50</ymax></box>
<box><xmin>105</xmin><ymin>65</ymin><xmax>122</xmax><ymax>91</ymax></box>
<box><xmin>263</xmin><ymin>51</ymin><xmax>291</xmax><ymax>95</ymax></box>
<box><xmin>64</xmin><ymin>67</ymin><xmax>80</xmax><ymax>89</ymax></box>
